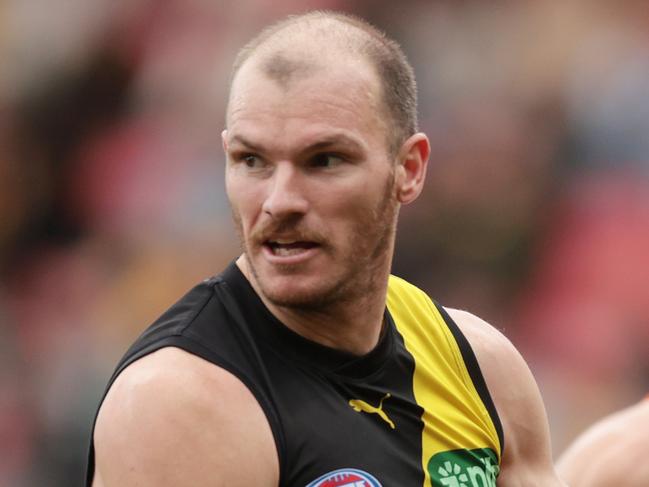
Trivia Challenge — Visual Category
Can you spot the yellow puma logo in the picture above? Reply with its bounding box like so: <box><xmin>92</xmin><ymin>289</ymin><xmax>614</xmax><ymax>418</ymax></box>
<box><xmin>349</xmin><ymin>393</ymin><xmax>395</xmax><ymax>429</ymax></box>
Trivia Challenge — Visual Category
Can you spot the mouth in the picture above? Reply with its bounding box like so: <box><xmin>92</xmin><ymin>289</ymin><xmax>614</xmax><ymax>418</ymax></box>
<box><xmin>264</xmin><ymin>239</ymin><xmax>319</xmax><ymax>257</ymax></box>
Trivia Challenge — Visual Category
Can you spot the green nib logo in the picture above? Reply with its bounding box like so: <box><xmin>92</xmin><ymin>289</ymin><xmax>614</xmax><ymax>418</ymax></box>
<box><xmin>437</xmin><ymin>461</ymin><xmax>470</xmax><ymax>487</ymax></box>
<box><xmin>428</xmin><ymin>449</ymin><xmax>499</xmax><ymax>487</ymax></box>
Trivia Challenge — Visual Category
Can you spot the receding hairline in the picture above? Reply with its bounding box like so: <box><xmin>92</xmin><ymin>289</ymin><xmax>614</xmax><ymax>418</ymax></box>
<box><xmin>230</xmin><ymin>11</ymin><xmax>391</xmax><ymax>82</ymax></box>
<box><xmin>228</xmin><ymin>10</ymin><xmax>419</xmax><ymax>155</ymax></box>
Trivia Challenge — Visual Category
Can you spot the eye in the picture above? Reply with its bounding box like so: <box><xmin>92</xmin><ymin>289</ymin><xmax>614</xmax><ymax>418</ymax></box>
<box><xmin>311</xmin><ymin>153</ymin><xmax>344</xmax><ymax>168</ymax></box>
<box><xmin>237</xmin><ymin>153</ymin><xmax>264</xmax><ymax>169</ymax></box>
<box><xmin>244</xmin><ymin>155</ymin><xmax>258</xmax><ymax>167</ymax></box>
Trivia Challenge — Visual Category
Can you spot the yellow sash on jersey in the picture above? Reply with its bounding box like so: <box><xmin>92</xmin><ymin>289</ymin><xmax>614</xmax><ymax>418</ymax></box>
<box><xmin>387</xmin><ymin>275</ymin><xmax>502</xmax><ymax>486</ymax></box>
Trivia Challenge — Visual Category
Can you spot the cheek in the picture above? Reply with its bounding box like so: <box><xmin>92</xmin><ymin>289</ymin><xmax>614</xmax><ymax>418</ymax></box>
<box><xmin>322</xmin><ymin>190</ymin><xmax>378</xmax><ymax>233</ymax></box>
<box><xmin>343</xmin><ymin>174</ymin><xmax>392</xmax><ymax>214</ymax></box>
<box><xmin>226</xmin><ymin>177</ymin><xmax>261</xmax><ymax>227</ymax></box>
<box><xmin>339</xmin><ymin>177</ymin><xmax>396</xmax><ymax>234</ymax></box>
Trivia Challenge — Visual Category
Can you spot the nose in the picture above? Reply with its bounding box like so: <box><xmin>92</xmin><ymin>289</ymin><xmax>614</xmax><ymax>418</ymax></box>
<box><xmin>261</xmin><ymin>163</ymin><xmax>309</xmax><ymax>219</ymax></box>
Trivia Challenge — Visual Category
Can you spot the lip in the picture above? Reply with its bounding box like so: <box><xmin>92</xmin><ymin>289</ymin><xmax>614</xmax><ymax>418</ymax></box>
<box><xmin>261</xmin><ymin>242</ymin><xmax>321</xmax><ymax>266</ymax></box>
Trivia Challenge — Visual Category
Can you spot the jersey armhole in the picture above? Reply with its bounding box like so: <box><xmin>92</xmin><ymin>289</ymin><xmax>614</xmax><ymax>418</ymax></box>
<box><xmin>85</xmin><ymin>335</ymin><xmax>287</xmax><ymax>487</ymax></box>
<box><xmin>433</xmin><ymin>303</ymin><xmax>505</xmax><ymax>457</ymax></box>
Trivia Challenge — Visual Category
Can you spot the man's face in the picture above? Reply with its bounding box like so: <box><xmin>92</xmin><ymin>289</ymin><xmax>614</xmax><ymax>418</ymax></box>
<box><xmin>224</xmin><ymin>58</ymin><xmax>399</xmax><ymax>310</ymax></box>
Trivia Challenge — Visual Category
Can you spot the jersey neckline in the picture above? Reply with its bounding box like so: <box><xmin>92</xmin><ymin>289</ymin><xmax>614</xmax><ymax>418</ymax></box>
<box><xmin>218</xmin><ymin>261</ymin><xmax>396</xmax><ymax>380</ymax></box>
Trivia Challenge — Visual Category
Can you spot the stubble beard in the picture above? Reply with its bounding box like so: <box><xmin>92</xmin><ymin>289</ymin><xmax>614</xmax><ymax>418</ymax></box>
<box><xmin>231</xmin><ymin>171</ymin><xmax>398</xmax><ymax>312</ymax></box>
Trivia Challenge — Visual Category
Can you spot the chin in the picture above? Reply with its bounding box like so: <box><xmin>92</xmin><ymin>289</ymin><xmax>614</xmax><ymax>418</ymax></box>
<box><xmin>257</xmin><ymin>274</ymin><xmax>343</xmax><ymax>310</ymax></box>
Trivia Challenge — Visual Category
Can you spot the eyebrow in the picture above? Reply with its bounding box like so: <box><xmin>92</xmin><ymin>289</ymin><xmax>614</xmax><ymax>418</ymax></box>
<box><xmin>228</xmin><ymin>135</ymin><xmax>265</xmax><ymax>153</ymax></box>
<box><xmin>228</xmin><ymin>133</ymin><xmax>366</xmax><ymax>156</ymax></box>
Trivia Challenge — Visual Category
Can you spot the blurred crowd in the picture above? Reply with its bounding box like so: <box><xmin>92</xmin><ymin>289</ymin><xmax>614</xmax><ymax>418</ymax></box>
<box><xmin>1</xmin><ymin>0</ymin><xmax>648</xmax><ymax>485</ymax></box>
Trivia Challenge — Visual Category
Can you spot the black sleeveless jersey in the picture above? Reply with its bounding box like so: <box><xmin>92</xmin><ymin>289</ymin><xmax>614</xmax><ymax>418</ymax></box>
<box><xmin>86</xmin><ymin>262</ymin><xmax>503</xmax><ymax>486</ymax></box>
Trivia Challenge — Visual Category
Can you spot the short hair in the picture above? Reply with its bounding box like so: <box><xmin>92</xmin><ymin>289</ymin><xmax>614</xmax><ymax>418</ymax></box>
<box><xmin>229</xmin><ymin>11</ymin><xmax>418</xmax><ymax>155</ymax></box>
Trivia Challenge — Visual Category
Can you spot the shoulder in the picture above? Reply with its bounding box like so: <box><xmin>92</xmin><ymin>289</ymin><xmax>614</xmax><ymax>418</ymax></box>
<box><xmin>93</xmin><ymin>347</ymin><xmax>278</xmax><ymax>486</ymax></box>
<box><xmin>445</xmin><ymin>308</ymin><xmax>565</xmax><ymax>485</ymax></box>
<box><xmin>444</xmin><ymin>308</ymin><xmax>516</xmax><ymax>360</ymax></box>
<box><xmin>557</xmin><ymin>400</ymin><xmax>649</xmax><ymax>486</ymax></box>
<box><xmin>445</xmin><ymin>308</ymin><xmax>535</xmax><ymax>404</ymax></box>
<box><xmin>444</xmin><ymin>308</ymin><xmax>545</xmax><ymax>431</ymax></box>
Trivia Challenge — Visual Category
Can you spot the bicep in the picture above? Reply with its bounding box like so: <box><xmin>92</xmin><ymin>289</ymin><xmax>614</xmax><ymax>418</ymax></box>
<box><xmin>557</xmin><ymin>403</ymin><xmax>649</xmax><ymax>487</ymax></box>
<box><xmin>447</xmin><ymin>309</ymin><xmax>567</xmax><ymax>486</ymax></box>
<box><xmin>556</xmin><ymin>431</ymin><xmax>611</xmax><ymax>487</ymax></box>
<box><xmin>493</xmin><ymin>355</ymin><xmax>564</xmax><ymax>485</ymax></box>
<box><xmin>93</xmin><ymin>348</ymin><xmax>278</xmax><ymax>487</ymax></box>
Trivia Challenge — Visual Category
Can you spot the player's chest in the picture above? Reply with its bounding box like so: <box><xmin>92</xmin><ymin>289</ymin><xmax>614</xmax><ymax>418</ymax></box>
<box><xmin>272</xmin><ymin>367</ymin><xmax>425</xmax><ymax>487</ymax></box>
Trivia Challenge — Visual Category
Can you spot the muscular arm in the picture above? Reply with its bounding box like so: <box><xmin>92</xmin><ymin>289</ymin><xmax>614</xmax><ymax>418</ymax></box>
<box><xmin>92</xmin><ymin>347</ymin><xmax>279</xmax><ymax>487</ymax></box>
<box><xmin>447</xmin><ymin>309</ymin><xmax>566</xmax><ymax>486</ymax></box>
<box><xmin>557</xmin><ymin>400</ymin><xmax>649</xmax><ymax>487</ymax></box>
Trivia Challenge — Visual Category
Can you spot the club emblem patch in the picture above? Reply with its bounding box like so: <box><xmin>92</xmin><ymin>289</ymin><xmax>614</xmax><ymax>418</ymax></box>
<box><xmin>306</xmin><ymin>468</ymin><xmax>382</xmax><ymax>487</ymax></box>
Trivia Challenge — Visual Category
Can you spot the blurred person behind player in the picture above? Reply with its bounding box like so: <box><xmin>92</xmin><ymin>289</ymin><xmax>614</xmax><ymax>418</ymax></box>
<box><xmin>558</xmin><ymin>397</ymin><xmax>649</xmax><ymax>486</ymax></box>
<box><xmin>87</xmin><ymin>10</ymin><xmax>566</xmax><ymax>486</ymax></box>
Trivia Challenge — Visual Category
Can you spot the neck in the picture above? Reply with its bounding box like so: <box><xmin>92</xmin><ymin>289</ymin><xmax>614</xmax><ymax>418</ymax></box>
<box><xmin>236</xmin><ymin>255</ymin><xmax>391</xmax><ymax>356</ymax></box>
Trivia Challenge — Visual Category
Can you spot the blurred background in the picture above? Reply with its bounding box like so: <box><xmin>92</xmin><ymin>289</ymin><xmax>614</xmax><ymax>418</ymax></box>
<box><xmin>1</xmin><ymin>0</ymin><xmax>648</xmax><ymax>484</ymax></box>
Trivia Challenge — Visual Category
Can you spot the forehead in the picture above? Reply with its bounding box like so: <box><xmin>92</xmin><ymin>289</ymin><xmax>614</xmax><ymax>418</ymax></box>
<box><xmin>227</xmin><ymin>57</ymin><xmax>387</xmax><ymax>150</ymax></box>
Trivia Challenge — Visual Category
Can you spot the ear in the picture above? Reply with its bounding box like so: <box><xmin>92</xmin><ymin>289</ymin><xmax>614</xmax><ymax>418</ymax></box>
<box><xmin>394</xmin><ymin>133</ymin><xmax>430</xmax><ymax>204</ymax></box>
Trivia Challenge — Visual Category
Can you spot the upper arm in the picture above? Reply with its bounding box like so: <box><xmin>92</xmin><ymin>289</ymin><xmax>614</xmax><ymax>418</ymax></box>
<box><xmin>557</xmin><ymin>401</ymin><xmax>649</xmax><ymax>487</ymax></box>
<box><xmin>555</xmin><ymin>416</ymin><xmax>621</xmax><ymax>486</ymax></box>
<box><xmin>446</xmin><ymin>308</ymin><xmax>567</xmax><ymax>486</ymax></box>
<box><xmin>92</xmin><ymin>347</ymin><xmax>279</xmax><ymax>487</ymax></box>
